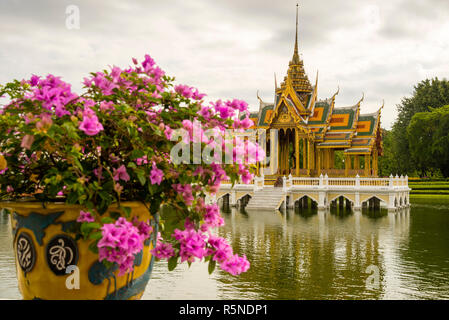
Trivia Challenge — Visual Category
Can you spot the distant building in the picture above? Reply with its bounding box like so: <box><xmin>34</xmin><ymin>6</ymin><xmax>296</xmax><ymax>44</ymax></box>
<box><xmin>247</xmin><ymin>5</ymin><xmax>383</xmax><ymax>178</ymax></box>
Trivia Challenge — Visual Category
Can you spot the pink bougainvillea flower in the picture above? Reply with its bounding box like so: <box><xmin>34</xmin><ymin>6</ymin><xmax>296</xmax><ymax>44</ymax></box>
<box><xmin>200</xmin><ymin>203</ymin><xmax>224</xmax><ymax>232</ymax></box>
<box><xmin>192</xmin><ymin>89</ymin><xmax>206</xmax><ymax>100</ymax></box>
<box><xmin>132</xmin><ymin>217</ymin><xmax>153</xmax><ymax>240</ymax></box>
<box><xmin>149</xmin><ymin>164</ymin><xmax>164</xmax><ymax>185</ymax></box>
<box><xmin>172</xmin><ymin>184</ymin><xmax>194</xmax><ymax>206</ymax></box>
<box><xmin>29</xmin><ymin>74</ymin><xmax>40</xmax><ymax>86</ymax></box>
<box><xmin>79</xmin><ymin>107</ymin><xmax>104</xmax><ymax>136</ymax></box>
<box><xmin>99</xmin><ymin>101</ymin><xmax>114</xmax><ymax>112</ymax></box>
<box><xmin>35</xmin><ymin>113</ymin><xmax>53</xmax><ymax>131</ymax></box>
<box><xmin>113</xmin><ymin>165</ymin><xmax>130</xmax><ymax>182</ymax></box>
<box><xmin>151</xmin><ymin>242</ymin><xmax>175</xmax><ymax>259</ymax></box>
<box><xmin>93</xmin><ymin>167</ymin><xmax>103</xmax><ymax>180</ymax></box>
<box><xmin>135</xmin><ymin>156</ymin><xmax>148</xmax><ymax>166</ymax></box>
<box><xmin>77</xmin><ymin>210</ymin><xmax>95</xmax><ymax>223</ymax></box>
<box><xmin>114</xmin><ymin>183</ymin><xmax>123</xmax><ymax>194</ymax></box>
<box><xmin>98</xmin><ymin>218</ymin><xmax>145</xmax><ymax>275</ymax></box>
<box><xmin>20</xmin><ymin>135</ymin><xmax>35</xmax><ymax>150</ymax></box>
<box><xmin>220</xmin><ymin>254</ymin><xmax>250</xmax><ymax>276</ymax></box>
<box><xmin>172</xmin><ymin>228</ymin><xmax>207</xmax><ymax>263</ymax></box>
<box><xmin>227</xmin><ymin>99</ymin><xmax>248</xmax><ymax>112</ymax></box>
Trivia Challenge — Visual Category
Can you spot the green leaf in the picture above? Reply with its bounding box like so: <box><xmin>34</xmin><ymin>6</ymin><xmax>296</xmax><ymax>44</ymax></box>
<box><xmin>130</xmin><ymin>149</ymin><xmax>145</xmax><ymax>160</ymax></box>
<box><xmin>89</xmin><ymin>231</ymin><xmax>103</xmax><ymax>240</ymax></box>
<box><xmin>110</xmin><ymin>211</ymin><xmax>121</xmax><ymax>220</ymax></box>
<box><xmin>122</xmin><ymin>206</ymin><xmax>132</xmax><ymax>217</ymax></box>
<box><xmin>208</xmin><ymin>259</ymin><xmax>216</xmax><ymax>275</ymax></box>
<box><xmin>88</xmin><ymin>241</ymin><xmax>99</xmax><ymax>254</ymax></box>
<box><xmin>101</xmin><ymin>217</ymin><xmax>115</xmax><ymax>224</ymax></box>
<box><xmin>168</xmin><ymin>256</ymin><xmax>178</xmax><ymax>271</ymax></box>
<box><xmin>137</xmin><ymin>171</ymin><xmax>146</xmax><ymax>186</ymax></box>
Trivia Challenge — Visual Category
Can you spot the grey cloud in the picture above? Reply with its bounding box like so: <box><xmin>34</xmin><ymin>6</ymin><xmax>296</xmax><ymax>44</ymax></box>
<box><xmin>1</xmin><ymin>0</ymin><xmax>449</xmax><ymax>130</ymax></box>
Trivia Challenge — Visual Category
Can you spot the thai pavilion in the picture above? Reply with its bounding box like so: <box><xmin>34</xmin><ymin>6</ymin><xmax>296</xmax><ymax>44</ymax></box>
<box><xmin>246</xmin><ymin>6</ymin><xmax>383</xmax><ymax>178</ymax></box>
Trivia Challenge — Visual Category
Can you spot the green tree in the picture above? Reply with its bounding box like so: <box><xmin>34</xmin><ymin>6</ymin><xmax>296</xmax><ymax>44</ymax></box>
<box><xmin>378</xmin><ymin>129</ymin><xmax>397</xmax><ymax>176</ymax></box>
<box><xmin>407</xmin><ymin>105</ymin><xmax>449</xmax><ymax>177</ymax></box>
<box><xmin>391</xmin><ymin>78</ymin><xmax>449</xmax><ymax>175</ymax></box>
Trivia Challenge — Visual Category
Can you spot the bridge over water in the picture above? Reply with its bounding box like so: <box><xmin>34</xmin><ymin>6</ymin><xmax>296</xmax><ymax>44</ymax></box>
<box><xmin>210</xmin><ymin>174</ymin><xmax>411</xmax><ymax>212</ymax></box>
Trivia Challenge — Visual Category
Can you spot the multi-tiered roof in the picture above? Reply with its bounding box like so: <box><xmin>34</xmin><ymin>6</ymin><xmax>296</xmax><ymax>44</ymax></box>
<box><xmin>247</xmin><ymin>5</ymin><xmax>383</xmax><ymax>156</ymax></box>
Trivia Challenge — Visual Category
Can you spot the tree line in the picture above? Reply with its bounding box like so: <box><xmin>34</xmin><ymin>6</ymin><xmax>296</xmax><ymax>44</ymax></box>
<box><xmin>379</xmin><ymin>78</ymin><xmax>449</xmax><ymax>178</ymax></box>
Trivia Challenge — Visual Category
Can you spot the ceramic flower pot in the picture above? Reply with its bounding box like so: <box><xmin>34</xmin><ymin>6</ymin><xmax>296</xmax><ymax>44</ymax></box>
<box><xmin>0</xmin><ymin>200</ymin><xmax>157</xmax><ymax>300</ymax></box>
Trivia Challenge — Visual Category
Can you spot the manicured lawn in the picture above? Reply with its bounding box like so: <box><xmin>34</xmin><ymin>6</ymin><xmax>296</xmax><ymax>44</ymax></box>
<box><xmin>409</xmin><ymin>179</ymin><xmax>449</xmax><ymax>195</ymax></box>
<box><xmin>410</xmin><ymin>194</ymin><xmax>449</xmax><ymax>205</ymax></box>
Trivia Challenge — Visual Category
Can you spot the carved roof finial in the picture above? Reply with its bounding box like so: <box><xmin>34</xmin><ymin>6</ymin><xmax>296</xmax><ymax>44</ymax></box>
<box><xmin>257</xmin><ymin>90</ymin><xmax>263</xmax><ymax>103</ymax></box>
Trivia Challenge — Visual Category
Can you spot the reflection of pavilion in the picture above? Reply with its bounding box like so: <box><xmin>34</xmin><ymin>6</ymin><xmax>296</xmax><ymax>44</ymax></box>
<box><xmin>217</xmin><ymin>207</ymin><xmax>411</xmax><ymax>299</ymax></box>
<box><xmin>245</xmin><ymin>6</ymin><xmax>382</xmax><ymax>178</ymax></box>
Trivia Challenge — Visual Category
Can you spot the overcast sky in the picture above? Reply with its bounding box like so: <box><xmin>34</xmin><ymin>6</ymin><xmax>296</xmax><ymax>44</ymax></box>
<box><xmin>1</xmin><ymin>0</ymin><xmax>449</xmax><ymax>129</ymax></box>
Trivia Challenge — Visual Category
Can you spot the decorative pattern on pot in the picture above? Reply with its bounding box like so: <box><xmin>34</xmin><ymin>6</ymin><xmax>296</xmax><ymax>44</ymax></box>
<box><xmin>3</xmin><ymin>201</ymin><xmax>156</xmax><ymax>300</ymax></box>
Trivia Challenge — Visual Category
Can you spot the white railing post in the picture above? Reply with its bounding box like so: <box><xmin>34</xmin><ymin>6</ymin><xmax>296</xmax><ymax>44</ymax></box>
<box><xmin>389</xmin><ymin>174</ymin><xmax>394</xmax><ymax>189</ymax></box>
<box><xmin>355</xmin><ymin>174</ymin><xmax>360</xmax><ymax>188</ymax></box>
<box><xmin>324</xmin><ymin>174</ymin><xmax>329</xmax><ymax>187</ymax></box>
<box><xmin>405</xmin><ymin>175</ymin><xmax>408</xmax><ymax>188</ymax></box>
<box><xmin>319</xmin><ymin>174</ymin><xmax>323</xmax><ymax>187</ymax></box>
<box><xmin>283</xmin><ymin>176</ymin><xmax>287</xmax><ymax>192</ymax></box>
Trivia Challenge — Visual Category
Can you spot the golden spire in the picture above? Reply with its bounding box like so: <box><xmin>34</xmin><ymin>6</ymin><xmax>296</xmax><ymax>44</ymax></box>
<box><xmin>293</xmin><ymin>3</ymin><xmax>299</xmax><ymax>61</ymax></box>
<box><xmin>281</xmin><ymin>3</ymin><xmax>312</xmax><ymax>95</ymax></box>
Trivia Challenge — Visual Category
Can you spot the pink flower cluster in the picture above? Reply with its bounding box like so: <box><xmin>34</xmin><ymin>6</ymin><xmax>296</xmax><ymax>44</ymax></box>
<box><xmin>149</xmin><ymin>163</ymin><xmax>164</xmax><ymax>185</ymax></box>
<box><xmin>201</xmin><ymin>203</ymin><xmax>224</xmax><ymax>232</ymax></box>
<box><xmin>113</xmin><ymin>165</ymin><xmax>130</xmax><ymax>182</ymax></box>
<box><xmin>151</xmin><ymin>202</ymin><xmax>250</xmax><ymax>276</ymax></box>
<box><xmin>151</xmin><ymin>235</ymin><xmax>175</xmax><ymax>259</ymax></box>
<box><xmin>27</xmin><ymin>74</ymin><xmax>78</xmax><ymax>117</ymax></box>
<box><xmin>98</xmin><ymin>217</ymin><xmax>153</xmax><ymax>275</ymax></box>
<box><xmin>172</xmin><ymin>227</ymin><xmax>208</xmax><ymax>263</ymax></box>
<box><xmin>211</xmin><ymin>99</ymin><xmax>248</xmax><ymax>120</ymax></box>
<box><xmin>174</xmin><ymin>84</ymin><xmax>206</xmax><ymax>100</ymax></box>
<box><xmin>77</xmin><ymin>210</ymin><xmax>95</xmax><ymax>223</ymax></box>
<box><xmin>172</xmin><ymin>183</ymin><xmax>194</xmax><ymax>206</ymax></box>
<box><xmin>79</xmin><ymin>106</ymin><xmax>104</xmax><ymax>136</ymax></box>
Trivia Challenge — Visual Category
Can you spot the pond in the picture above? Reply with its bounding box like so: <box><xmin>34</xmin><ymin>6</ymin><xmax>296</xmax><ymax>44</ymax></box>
<box><xmin>1</xmin><ymin>196</ymin><xmax>449</xmax><ymax>300</ymax></box>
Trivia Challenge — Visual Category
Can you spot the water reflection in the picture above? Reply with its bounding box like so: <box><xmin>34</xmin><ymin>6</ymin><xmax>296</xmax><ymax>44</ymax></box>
<box><xmin>1</xmin><ymin>200</ymin><xmax>449</xmax><ymax>300</ymax></box>
<box><xmin>0</xmin><ymin>211</ymin><xmax>21</xmax><ymax>299</ymax></box>
<box><xmin>215</xmin><ymin>206</ymin><xmax>423</xmax><ymax>300</ymax></box>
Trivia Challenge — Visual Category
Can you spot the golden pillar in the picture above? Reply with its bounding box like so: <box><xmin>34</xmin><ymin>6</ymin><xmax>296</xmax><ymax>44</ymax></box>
<box><xmin>307</xmin><ymin>139</ymin><xmax>312</xmax><ymax>176</ymax></box>
<box><xmin>270</xmin><ymin>134</ymin><xmax>276</xmax><ymax>175</ymax></box>
<box><xmin>285</xmin><ymin>131</ymin><xmax>289</xmax><ymax>174</ymax></box>
<box><xmin>295</xmin><ymin>130</ymin><xmax>300</xmax><ymax>176</ymax></box>
<box><xmin>283</xmin><ymin>132</ymin><xmax>287</xmax><ymax>175</ymax></box>
<box><xmin>329</xmin><ymin>149</ymin><xmax>335</xmax><ymax>169</ymax></box>
<box><xmin>309</xmin><ymin>140</ymin><xmax>315</xmax><ymax>171</ymax></box>
<box><xmin>344</xmin><ymin>154</ymin><xmax>351</xmax><ymax>177</ymax></box>
<box><xmin>317</xmin><ymin>148</ymin><xmax>321</xmax><ymax>176</ymax></box>
<box><xmin>324</xmin><ymin>149</ymin><xmax>330</xmax><ymax>170</ymax></box>
<box><xmin>278</xmin><ymin>132</ymin><xmax>282</xmax><ymax>175</ymax></box>
<box><xmin>373</xmin><ymin>149</ymin><xmax>378</xmax><ymax>177</ymax></box>
<box><xmin>354</xmin><ymin>155</ymin><xmax>360</xmax><ymax>170</ymax></box>
<box><xmin>302</xmin><ymin>138</ymin><xmax>307</xmax><ymax>170</ymax></box>
<box><xmin>364</xmin><ymin>154</ymin><xmax>372</xmax><ymax>177</ymax></box>
<box><xmin>322</xmin><ymin>149</ymin><xmax>327</xmax><ymax>170</ymax></box>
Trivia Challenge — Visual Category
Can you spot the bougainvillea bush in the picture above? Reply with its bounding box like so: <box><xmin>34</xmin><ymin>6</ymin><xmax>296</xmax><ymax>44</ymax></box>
<box><xmin>0</xmin><ymin>54</ymin><xmax>264</xmax><ymax>276</ymax></box>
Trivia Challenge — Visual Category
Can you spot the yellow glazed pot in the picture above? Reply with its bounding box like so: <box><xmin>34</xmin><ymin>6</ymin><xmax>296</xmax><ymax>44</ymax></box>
<box><xmin>0</xmin><ymin>200</ymin><xmax>158</xmax><ymax>300</ymax></box>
